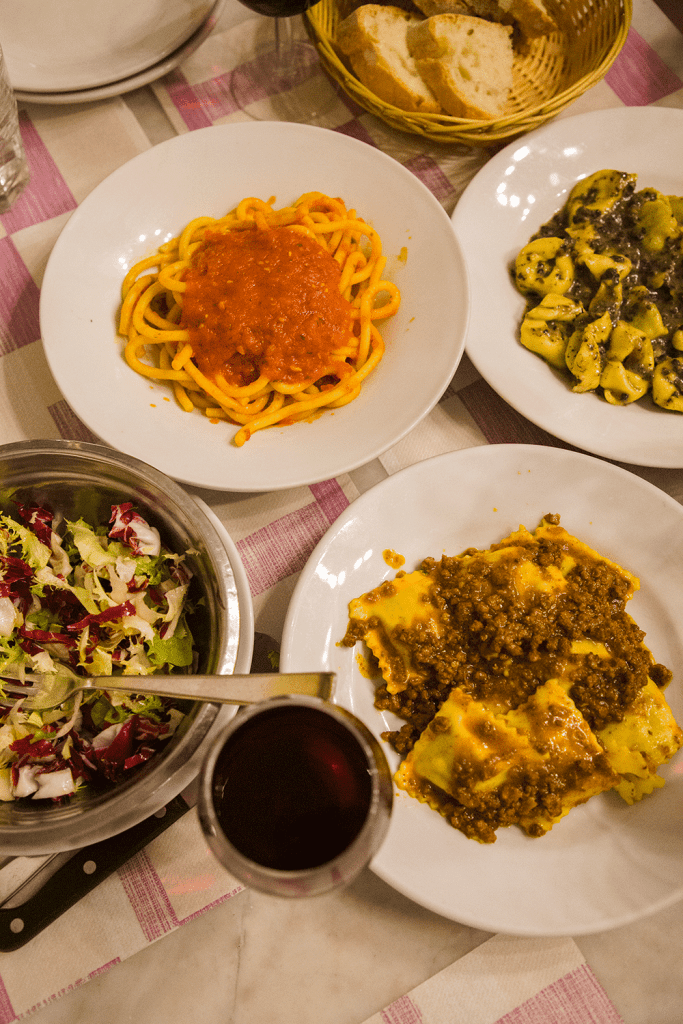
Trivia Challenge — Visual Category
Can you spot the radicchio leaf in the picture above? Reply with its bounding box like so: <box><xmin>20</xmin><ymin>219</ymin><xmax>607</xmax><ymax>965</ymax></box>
<box><xmin>15</xmin><ymin>502</ymin><xmax>54</xmax><ymax>547</ymax></box>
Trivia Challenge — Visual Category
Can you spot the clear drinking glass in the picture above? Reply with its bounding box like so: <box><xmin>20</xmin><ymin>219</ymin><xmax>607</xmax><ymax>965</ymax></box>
<box><xmin>0</xmin><ymin>43</ymin><xmax>29</xmax><ymax>214</ymax></box>
<box><xmin>197</xmin><ymin>695</ymin><xmax>393</xmax><ymax>897</ymax></box>
<box><xmin>229</xmin><ymin>1</ymin><xmax>335</xmax><ymax>122</ymax></box>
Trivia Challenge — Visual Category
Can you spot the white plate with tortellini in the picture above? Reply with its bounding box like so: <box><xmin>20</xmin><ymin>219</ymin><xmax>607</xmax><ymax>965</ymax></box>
<box><xmin>451</xmin><ymin>106</ymin><xmax>683</xmax><ymax>468</ymax></box>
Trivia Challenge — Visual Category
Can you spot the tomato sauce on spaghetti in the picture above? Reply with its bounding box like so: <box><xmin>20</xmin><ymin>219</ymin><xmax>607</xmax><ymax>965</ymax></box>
<box><xmin>181</xmin><ymin>227</ymin><xmax>354</xmax><ymax>388</ymax></box>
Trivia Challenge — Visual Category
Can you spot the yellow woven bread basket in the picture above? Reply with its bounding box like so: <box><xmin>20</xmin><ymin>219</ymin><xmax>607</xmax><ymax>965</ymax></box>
<box><xmin>304</xmin><ymin>0</ymin><xmax>631</xmax><ymax>145</ymax></box>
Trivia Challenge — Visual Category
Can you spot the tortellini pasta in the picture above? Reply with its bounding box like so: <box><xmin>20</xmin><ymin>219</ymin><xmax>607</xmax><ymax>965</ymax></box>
<box><xmin>513</xmin><ymin>169</ymin><xmax>683</xmax><ymax>410</ymax></box>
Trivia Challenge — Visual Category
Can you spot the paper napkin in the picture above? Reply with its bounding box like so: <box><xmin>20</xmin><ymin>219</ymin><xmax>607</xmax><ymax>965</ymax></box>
<box><xmin>0</xmin><ymin>810</ymin><xmax>243</xmax><ymax>1021</ymax></box>
<box><xmin>361</xmin><ymin>933</ymin><xmax>624</xmax><ymax>1024</ymax></box>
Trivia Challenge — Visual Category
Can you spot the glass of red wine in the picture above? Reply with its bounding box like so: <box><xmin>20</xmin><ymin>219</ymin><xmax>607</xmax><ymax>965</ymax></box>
<box><xmin>230</xmin><ymin>0</ymin><xmax>336</xmax><ymax>122</ymax></box>
<box><xmin>197</xmin><ymin>696</ymin><xmax>393</xmax><ymax>897</ymax></box>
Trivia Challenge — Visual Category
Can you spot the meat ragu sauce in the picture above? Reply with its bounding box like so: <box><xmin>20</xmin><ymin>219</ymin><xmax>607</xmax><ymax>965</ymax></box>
<box><xmin>341</xmin><ymin>513</ymin><xmax>672</xmax><ymax>758</ymax></box>
<box><xmin>182</xmin><ymin>227</ymin><xmax>354</xmax><ymax>388</ymax></box>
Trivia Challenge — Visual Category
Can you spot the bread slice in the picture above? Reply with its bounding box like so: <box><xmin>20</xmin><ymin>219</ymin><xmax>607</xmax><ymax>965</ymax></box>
<box><xmin>502</xmin><ymin>0</ymin><xmax>556</xmax><ymax>37</ymax></box>
<box><xmin>406</xmin><ymin>13</ymin><xmax>513</xmax><ymax>118</ymax></box>
<box><xmin>413</xmin><ymin>0</ymin><xmax>497</xmax><ymax>17</ymax></box>
<box><xmin>336</xmin><ymin>5</ymin><xmax>442</xmax><ymax>114</ymax></box>
<box><xmin>413</xmin><ymin>0</ymin><xmax>556</xmax><ymax>37</ymax></box>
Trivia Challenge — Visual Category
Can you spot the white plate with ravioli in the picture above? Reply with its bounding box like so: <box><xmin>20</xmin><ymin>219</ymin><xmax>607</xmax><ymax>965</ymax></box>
<box><xmin>280</xmin><ymin>444</ymin><xmax>683</xmax><ymax>936</ymax></box>
<box><xmin>451</xmin><ymin>106</ymin><xmax>683</xmax><ymax>469</ymax></box>
<box><xmin>40</xmin><ymin>122</ymin><xmax>468</xmax><ymax>492</ymax></box>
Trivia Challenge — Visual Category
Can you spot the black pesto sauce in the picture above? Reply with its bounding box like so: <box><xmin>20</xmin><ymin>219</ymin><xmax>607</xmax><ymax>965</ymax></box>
<box><xmin>532</xmin><ymin>189</ymin><xmax>683</xmax><ymax>337</ymax></box>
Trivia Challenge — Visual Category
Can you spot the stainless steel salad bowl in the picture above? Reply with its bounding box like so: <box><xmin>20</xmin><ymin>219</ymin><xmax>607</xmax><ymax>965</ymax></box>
<box><xmin>0</xmin><ymin>439</ymin><xmax>245</xmax><ymax>855</ymax></box>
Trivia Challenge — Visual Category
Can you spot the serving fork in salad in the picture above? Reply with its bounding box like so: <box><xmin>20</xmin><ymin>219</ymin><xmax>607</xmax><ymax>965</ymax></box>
<box><xmin>0</xmin><ymin>670</ymin><xmax>335</xmax><ymax>711</ymax></box>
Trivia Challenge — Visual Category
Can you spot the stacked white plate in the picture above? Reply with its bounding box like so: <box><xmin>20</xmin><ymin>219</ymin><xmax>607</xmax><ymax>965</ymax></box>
<box><xmin>2</xmin><ymin>0</ymin><xmax>225</xmax><ymax>104</ymax></box>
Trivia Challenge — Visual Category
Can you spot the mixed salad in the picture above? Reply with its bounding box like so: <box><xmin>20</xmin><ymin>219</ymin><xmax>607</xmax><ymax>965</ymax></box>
<box><xmin>0</xmin><ymin>501</ymin><xmax>196</xmax><ymax>801</ymax></box>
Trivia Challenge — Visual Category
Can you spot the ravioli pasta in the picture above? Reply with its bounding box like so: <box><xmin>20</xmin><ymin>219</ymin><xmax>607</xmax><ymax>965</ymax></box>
<box><xmin>119</xmin><ymin>192</ymin><xmax>401</xmax><ymax>446</ymax></box>
<box><xmin>341</xmin><ymin>515</ymin><xmax>682</xmax><ymax>844</ymax></box>
<box><xmin>513</xmin><ymin>169</ymin><xmax>683</xmax><ymax>410</ymax></box>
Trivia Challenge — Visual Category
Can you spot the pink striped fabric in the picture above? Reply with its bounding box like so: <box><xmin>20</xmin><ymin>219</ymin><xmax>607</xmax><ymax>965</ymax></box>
<box><xmin>606</xmin><ymin>28</ymin><xmax>683</xmax><ymax>104</ymax></box>
<box><xmin>333</xmin><ymin>120</ymin><xmax>380</xmax><ymax>146</ymax></box>
<box><xmin>0</xmin><ymin>113</ymin><xmax>76</xmax><ymax>235</ymax></box>
<box><xmin>0</xmin><ymin>977</ymin><xmax>14</xmax><ymax>1024</ymax></box>
<box><xmin>237</xmin><ymin>492</ymin><xmax>348</xmax><ymax>596</ymax></box>
<box><xmin>375</xmin><ymin>965</ymin><xmax>623</xmax><ymax>1024</ymax></box>
<box><xmin>48</xmin><ymin>399</ymin><xmax>101</xmax><ymax>443</ymax></box>
<box><xmin>0</xmin><ymin>238</ymin><xmax>40</xmax><ymax>353</ymax></box>
<box><xmin>88</xmin><ymin>959</ymin><xmax>121</xmax><ymax>979</ymax></box>
<box><xmin>162</xmin><ymin>70</ymin><xmax>230</xmax><ymax>130</ymax></box>
<box><xmin>309</xmin><ymin>478</ymin><xmax>351</xmax><ymax>525</ymax></box>
<box><xmin>380</xmin><ymin>995</ymin><xmax>424</xmax><ymax>1023</ymax></box>
<box><xmin>458</xmin><ymin>378</ymin><xmax>574</xmax><ymax>451</ymax></box>
<box><xmin>495</xmin><ymin>965</ymin><xmax>624</xmax><ymax>1023</ymax></box>
<box><xmin>404</xmin><ymin>154</ymin><xmax>456</xmax><ymax>205</ymax></box>
<box><xmin>118</xmin><ymin>850</ymin><xmax>179</xmax><ymax>942</ymax></box>
<box><xmin>118</xmin><ymin>850</ymin><xmax>243</xmax><ymax>939</ymax></box>
<box><xmin>164</xmin><ymin>38</ymin><xmax>324</xmax><ymax>131</ymax></box>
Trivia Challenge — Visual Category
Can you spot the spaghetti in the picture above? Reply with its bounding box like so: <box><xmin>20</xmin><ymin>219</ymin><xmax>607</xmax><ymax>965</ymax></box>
<box><xmin>118</xmin><ymin>192</ymin><xmax>401</xmax><ymax>446</ymax></box>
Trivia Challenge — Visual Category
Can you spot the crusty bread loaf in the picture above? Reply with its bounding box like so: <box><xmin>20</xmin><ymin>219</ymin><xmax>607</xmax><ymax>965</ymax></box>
<box><xmin>406</xmin><ymin>13</ymin><xmax>513</xmax><ymax>118</ymax></box>
<box><xmin>336</xmin><ymin>5</ymin><xmax>441</xmax><ymax>113</ymax></box>
<box><xmin>501</xmin><ymin>0</ymin><xmax>556</xmax><ymax>38</ymax></box>
<box><xmin>413</xmin><ymin>0</ymin><xmax>556</xmax><ymax>37</ymax></box>
<box><xmin>413</xmin><ymin>0</ymin><xmax>496</xmax><ymax>17</ymax></box>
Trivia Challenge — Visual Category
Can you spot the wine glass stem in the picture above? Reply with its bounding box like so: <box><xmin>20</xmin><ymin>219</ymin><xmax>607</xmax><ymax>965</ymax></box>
<box><xmin>274</xmin><ymin>16</ymin><xmax>298</xmax><ymax>79</ymax></box>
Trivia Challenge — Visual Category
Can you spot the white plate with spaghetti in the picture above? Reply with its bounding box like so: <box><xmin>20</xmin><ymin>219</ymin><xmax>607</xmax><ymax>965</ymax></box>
<box><xmin>280</xmin><ymin>443</ymin><xmax>683</xmax><ymax>936</ymax></box>
<box><xmin>451</xmin><ymin>106</ymin><xmax>683</xmax><ymax>468</ymax></box>
<box><xmin>40</xmin><ymin>122</ymin><xmax>468</xmax><ymax>492</ymax></box>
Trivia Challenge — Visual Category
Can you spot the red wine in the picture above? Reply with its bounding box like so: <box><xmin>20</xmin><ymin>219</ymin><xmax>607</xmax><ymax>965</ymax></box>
<box><xmin>212</xmin><ymin>704</ymin><xmax>373</xmax><ymax>870</ymax></box>
<box><xmin>237</xmin><ymin>0</ymin><xmax>314</xmax><ymax>16</ymax></box>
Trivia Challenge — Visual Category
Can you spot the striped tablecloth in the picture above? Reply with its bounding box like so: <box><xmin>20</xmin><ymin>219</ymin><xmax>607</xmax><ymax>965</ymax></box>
<box><xmin>1</xmin><ymin>0</ymin><xmax>682</xmax><ymax>1018</ymax></box>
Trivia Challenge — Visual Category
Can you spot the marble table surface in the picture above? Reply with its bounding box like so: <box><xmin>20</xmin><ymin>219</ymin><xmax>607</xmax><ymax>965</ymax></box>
<box><xmin>19</xmin><ymin>839</ymin><xmax>683</xmax><ymax>1024</ymax></box>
